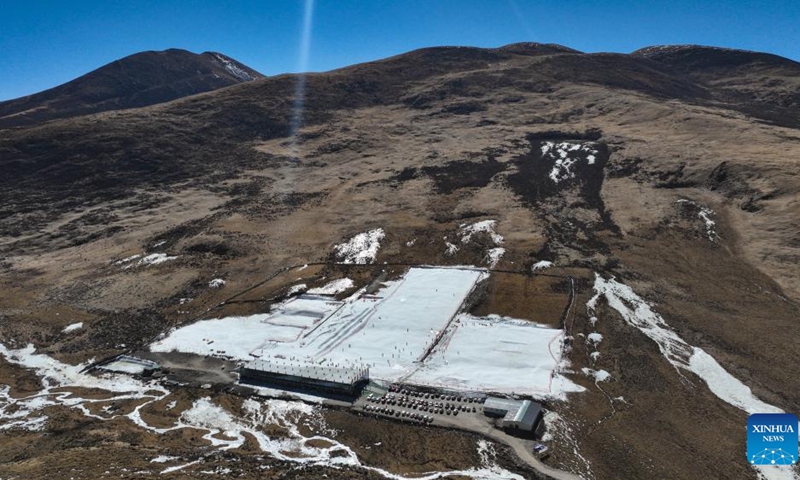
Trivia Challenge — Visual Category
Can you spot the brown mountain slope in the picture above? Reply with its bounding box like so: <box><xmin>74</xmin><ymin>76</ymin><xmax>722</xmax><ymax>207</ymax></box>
<box><xmin>634</xmin><ymin>44</ymin><xmax>800</xmax><ymax>126</ymax></box>
<box><xmin>0</xmin><ymin>48</ymin><xmax>263</xmax><ymax>129</ymax></box>
<box><xmin>0</xmin><ymin>44</ymin><xmax>799</xmax><ymax>480</ymax></box>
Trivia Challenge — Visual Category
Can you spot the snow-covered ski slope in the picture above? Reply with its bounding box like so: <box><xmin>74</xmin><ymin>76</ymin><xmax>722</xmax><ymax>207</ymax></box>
<box><xmin>153</xmin><ymin>267</ymin><xmax>578</xmax><ymax>397</ymax></box>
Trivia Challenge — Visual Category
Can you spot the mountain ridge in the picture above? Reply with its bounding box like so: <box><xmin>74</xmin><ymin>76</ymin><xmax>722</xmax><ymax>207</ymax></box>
<box><xmin>0</xmin><ymin>48</ymin><xmax>264</xmax><ymax>129</ymax></box>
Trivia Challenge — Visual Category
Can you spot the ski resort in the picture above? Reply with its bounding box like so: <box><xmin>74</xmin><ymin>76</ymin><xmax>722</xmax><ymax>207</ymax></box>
<box><xmin>149</xmin><ymin>266</ymin><xmax>576</xmax><ymax>399</ymax></box>
<box><xmin>3</xmin><ymin>3</ymin><xmax>799</xmax><ymax>476</ymax></box>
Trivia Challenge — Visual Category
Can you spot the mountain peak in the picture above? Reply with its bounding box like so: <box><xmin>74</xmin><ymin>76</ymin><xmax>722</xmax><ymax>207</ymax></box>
<box><xmin>0</xmin><ymin>49</ymin><xmax>264</xmax><ymax>129</ymax></box>
<box><xmin>497</xmin><ymin>42</ymin><xmax>582</xmax><ymax>55</ymax></box>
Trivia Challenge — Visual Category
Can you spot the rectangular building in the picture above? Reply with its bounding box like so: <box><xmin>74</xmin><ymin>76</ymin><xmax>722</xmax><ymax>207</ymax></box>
<box><xmin>239</xmin><ymin>359</ymin><xmax>369</xmax><ymax>397</ymax></box>
<box><xmin>483</xmin><ymin>396</ymin><xmax>543</xmax><ymax>432</ymax></box>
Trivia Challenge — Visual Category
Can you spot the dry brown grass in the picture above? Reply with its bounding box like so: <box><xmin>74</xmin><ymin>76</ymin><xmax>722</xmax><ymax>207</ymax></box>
<box><xmin>470</xmin><ymin>273</ymin><xmax>569</xmax><ymax>326</ymax></box>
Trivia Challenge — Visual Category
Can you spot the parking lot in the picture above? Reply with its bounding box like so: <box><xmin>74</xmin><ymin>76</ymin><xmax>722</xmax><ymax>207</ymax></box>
<box><xmin>354</xmin><ymin>383</ymin><xmax>488</xmax><ymax>426</ymax></box>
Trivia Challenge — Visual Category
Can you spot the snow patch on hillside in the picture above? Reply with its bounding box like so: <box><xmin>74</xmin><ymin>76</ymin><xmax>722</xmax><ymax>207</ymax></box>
<box><xmin>588</xmin><ymin>273</ymin><xmax>798</xmax><ymax>480</ymax></box>
<box><xmin>485</xmin><ymin>248</ymin><xmax>505</xmax><ymax>268</ymax></box>
<box><xmin>475</xmin><ymin>440</ymin><xmax>526</xmax><ymax>479</ymax></box>
<box><xmin>445</xmin><ymin>242</ymin><xmax>459</xmax><ymax>256</ymax></box>
<box><xmin>582</xmin><ymin>368</ymin><xmax>610</xmax><ymax>382</ymax></box>
<box><xmin>62</xmin><ymin>322</ymin><xmax>83</xmax><ymax>333</ymax></box>
<box><xmin>540</xmin><ymin>411</ymin><xmax>594</xmax><ymax>478</ymax></box>
<box><xmin>460</xmin><ymin>220</ymin><xmax>504</xmax><ymax>244</ymax></box>
<box><xmin>139</xmin><ymin>253</ymin><xmax>178</xmax><ymax>267</ymax></box>
<box><xmin>676</xmin><ymin>199</ymin><xmax>719</xmax><ymax>241</ymax></box>
<box><xmin>541</xmin><ymin>142</ymin><xmax>599</xmax><ymax>183</ymax></box>
<box><xmin>213</xmin><ymin>53</ymin><xmax>256</xmax><ymax>81</ymax></box>
<box><xmin>0</xmin><ymin>343</ymin><xmax>168</xmax><ymax>432</ymax></box>
<box><xmin>334</xmin><ymin>229</ymin><xmax>385</xmax><ymax>264</ymax></box>
<box><xmin>688</xmin><ymin>348</ymin><xmax>782</xmax><ymax>415</ymax></box>
<box><xmin>532</xmin><ymin>260</ymin><xmax>553</xmax><ymax>271</ymax></box>
<box><xmin>459</xmin><ymin>220</ymin><xmax>505</xmax><ymax>267</ymax></box>
<box><xmin>588</xmin><ymin>275</ymin><xmax>692</xmax><ymax>368</ymax></box>
<box><xmin>589</xmin><ymin>274</ymin><xmax>784</xmax><ymax>416</ymax></box>
<box><xmin>307</xmin><ymin>278</ymin><xmax>354</xmax><ymax>295</ymax></box>
<box><xmin>150</xmin><ymin>455</ymin><xmax>180</xmax><ymax>464</ymax></box>
<box><xmin>698</xmin><ymin>207</ymin><xmax>718</xmax><ymax>241</ymax></box>
<box><xmin>117</xmin><ymin>253</ymin><xmax>178</xmax><ymax>269</ymax></box>
<box><xmin>114</xmin><ymin>254</ymin><xmax>141</xmax><ymax>266</ymax></box>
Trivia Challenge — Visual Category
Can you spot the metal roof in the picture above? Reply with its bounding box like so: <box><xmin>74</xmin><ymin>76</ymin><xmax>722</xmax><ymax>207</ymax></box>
<box><xmin>511</xmin><ymin>400</ymin><xmax>542</xmax><ymax>430</ymax></box>
<box><xmin>484</xmin><ymin>396</ymin><xmax>542</xmax><ymax>431</ymax></box>
<box><xmin>484</xmin><ymin>397</ymin><xmax>523</xmax><ymax>411</ymax></box>
<box><xmin>244</xmin><ymin>359</ymin><xmax>369</xmax><ymax>385</ymax></box>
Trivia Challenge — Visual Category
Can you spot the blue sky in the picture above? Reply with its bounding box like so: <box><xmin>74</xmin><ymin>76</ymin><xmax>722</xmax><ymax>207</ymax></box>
<box><xmin>1</xmin><ymin>0</ymin><xmax>799</xmax><ymax>101</ymax></box>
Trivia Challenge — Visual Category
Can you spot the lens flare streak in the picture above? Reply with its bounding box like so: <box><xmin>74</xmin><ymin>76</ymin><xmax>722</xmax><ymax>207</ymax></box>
<box><xmin>289</xmin><ymin>0</ymin><xmax>315</xmax><ymax>158</ymax></box>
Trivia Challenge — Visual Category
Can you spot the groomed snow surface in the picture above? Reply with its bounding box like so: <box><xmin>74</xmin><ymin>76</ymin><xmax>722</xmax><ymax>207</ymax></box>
<box><xmin>256</xmin><ymin>267</ymin><xmax>487</xmax><ymax>382</ymax></box>
<box><xmin>407</xmin><ymin>315</ymin><xmax>580</xmax><ymax>398</ymax></box>
<box><xmin>152</xmin><ymin>295</ymin><xmax>344</xmax><ymax>356</ymax></box>
<box><xmin>152</xmin><ymin>267</ymin><xmax>576</xmax><ymax>397</ymax></box>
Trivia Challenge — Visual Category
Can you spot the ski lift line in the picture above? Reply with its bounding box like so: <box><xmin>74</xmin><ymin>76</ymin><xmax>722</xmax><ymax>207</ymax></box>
<box><xmin>413</xmin><ymin>271</ymin><xmax>485</xmax><ymax>366</ymax></box>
